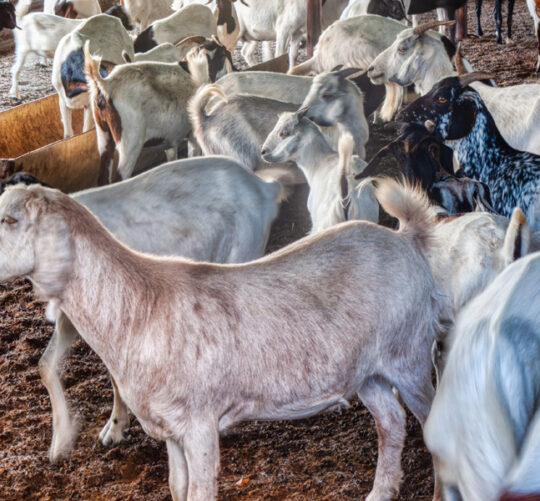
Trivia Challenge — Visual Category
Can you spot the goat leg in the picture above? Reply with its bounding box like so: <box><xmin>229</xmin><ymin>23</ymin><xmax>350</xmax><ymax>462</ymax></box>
<box><xmin>475</xmin><ymin>0</ymin><xmax>483</xmax><ymax>36</ymax></box>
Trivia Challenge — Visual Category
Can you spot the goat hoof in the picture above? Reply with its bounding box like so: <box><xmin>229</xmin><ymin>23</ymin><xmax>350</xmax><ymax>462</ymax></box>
<box><xmin>99</xmin><ymin>420</ymin><xmax>128</xmax><ymax>446</ymax></box>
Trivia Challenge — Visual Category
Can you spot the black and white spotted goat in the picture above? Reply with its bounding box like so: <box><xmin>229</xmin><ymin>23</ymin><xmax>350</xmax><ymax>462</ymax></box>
<box><xmin>356</xmin><ymin>122</ymin><xmax>495</xmax><ymax>214</ymax></box>
<box><xmin>399</xmin><ymin>73</ymin><xmax>540</xmax><ymax>230</ymax></box>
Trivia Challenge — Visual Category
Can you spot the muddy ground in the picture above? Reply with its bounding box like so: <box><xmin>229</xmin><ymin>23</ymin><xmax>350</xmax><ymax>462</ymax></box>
<box><xmin>0</xmin><ymin>1</ymin><xmax>538</xmax><ymax>499</ymax></box>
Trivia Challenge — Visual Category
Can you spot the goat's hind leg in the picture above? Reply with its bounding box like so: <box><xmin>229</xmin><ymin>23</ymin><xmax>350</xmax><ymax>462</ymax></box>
<box><xmin>358</xmin><ymin>377</ymin><xmax>406</xmax><ymax>501</ymax></box>
<box><xmin>99</xmin><ymin>376</ymin><xmax>130</xmax><ymax>446</ymax></box>
<box><xmin>39</xmin><ymin>313</ymin><xmax>80</xmax><ymax>462</ymax></box>
<box><xmin>166</xmin><ymin>439</ymin><xmax>188</xmax><ymax>501</ymax></box>
<box><xmin>475</xmin><ymin>0</ymin><xmax>483</xmax><ymax>36</ymax></box>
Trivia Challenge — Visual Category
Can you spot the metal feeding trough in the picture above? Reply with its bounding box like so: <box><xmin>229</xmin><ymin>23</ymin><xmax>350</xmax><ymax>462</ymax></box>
<box><xmin>0</xmin><ymin>54</ymin><xmax>290</xmax><ymax>193</ymax></box>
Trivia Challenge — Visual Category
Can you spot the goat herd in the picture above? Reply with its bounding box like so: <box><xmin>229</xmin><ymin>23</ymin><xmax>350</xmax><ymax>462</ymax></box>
<box><xmin>0</xmin><ymin>0</ymin><xmax>539</xmax><ymax>500</ymax></box>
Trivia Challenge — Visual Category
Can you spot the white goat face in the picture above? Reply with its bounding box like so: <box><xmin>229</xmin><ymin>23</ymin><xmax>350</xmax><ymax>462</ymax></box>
<box><xmin>369</xmin><ymin>31</ymin><xmax>427</xmax><ymax>87</ymax></box>
<box><xmin>297</xmin><ymin>75</ymin><xmax>346</xmax><ymax>127</ymax></box>
<box><xmin>261</xmin><ymin>112</ymin><xmax>303</xmax><ymax>163</ymax></box>
<box><xmin>0</xmin><ymin>187</ymin><xmax>38</xmax><ymax>282</ymax></box>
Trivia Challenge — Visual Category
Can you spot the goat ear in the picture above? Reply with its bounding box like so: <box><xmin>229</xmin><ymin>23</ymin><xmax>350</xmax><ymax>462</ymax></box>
<box><xmin>446</xmin><ymin>95</ymin><xmax>477</xmax><ymax>140</ymax></box>
<box><xmin>122</xmin><ymin>50</ymin><xmax>132</xmax><ymax>63</ymax></box>
<box><xmin>502</xmin><ymin>208</ymin><xmax>530</xmax><ymax>264</ymax></box>
<box><xmin>336</xmin><ymin>67</ymin><xmax>363</xmax><ymax>80</ymax></box>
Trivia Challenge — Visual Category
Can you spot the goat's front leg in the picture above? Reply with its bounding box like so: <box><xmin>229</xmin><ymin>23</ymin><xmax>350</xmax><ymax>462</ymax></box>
<box><xmin>183</xmin><ymin>421</ymin><xmax>220</xmax><ymax>500</ymax></box>
<box><xmin>59</xmin><ymin>96</ymin><xmax>74</xmax><ymax>138</ymax></box>
<box><xmin>288</xmin><ymin>34</ymin><xmax>302</xmax><ymax>71</ymax></box>
<box><xmin>9</xmin><ymin>50</ymin><xmax>28</xmax><ymax>99</ymax></box>
<box><xmin>358</xmin><ymin>378</ymin><xmax>406</xmax><ymax>501</ymax></box>
<box><xmin>38</xmin><ymin>312</ymin><xmax>80</xmax><ymax>462</ymax></box>
<box><xmin>475</xmin><ymin>0</ymin><xmax>483</xmax><ymax>36</ymax></box>
<box><xmin>116</xmin><ymin>129</ymin><xmax>145</xmax><ymax>181</ymax></box>
<box><xmin>82</xmin><ymin>106</ymin><xmax>94</xmax><ymax>133</ymax></box>
<box><xmin>241</xmin><ymin>41</ymin><xmax>258</xmax><ymax>66</ymax></box>
<box><xmin>167</xmin><ymin>439</ymin><xmax>189</xmax><ymax>501</ymax></box>
<box><xmin>99</xmin><ymin>376</ymin><xmax>130</xmax><ymax>446</ymax></box>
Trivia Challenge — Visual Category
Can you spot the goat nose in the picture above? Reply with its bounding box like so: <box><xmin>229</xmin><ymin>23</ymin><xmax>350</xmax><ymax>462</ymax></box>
<box><xmin>261</xmin><ymin>148</ymin><xmax>268</xmax><ymax>156</ymax></box>
<box><xmin>367</xmin><ymin>65</ymin><xmax>374</xmax><ymax>73</ymax></box>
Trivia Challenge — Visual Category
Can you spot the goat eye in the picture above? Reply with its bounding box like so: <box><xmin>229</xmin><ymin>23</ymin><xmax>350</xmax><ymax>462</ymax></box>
<box><xmin>279</xmin><ymin>130</ymin><xmax>289</xmax><ymax>138</ymax></box>
<box><xmin>1</xmin><ymin>216</ymin><xmax>17</xmax><ymax>225</ymax></box>
<box><xmin>322</xmin><ymin>93</ymin><xmax>332</xmax><ymax>99</ymax></box>
<box><xmin>438</xmin><ymin>97</ymin><xmax>447</xmax><ymax>104</ymax></box>
<box><xmin>398</xmin><ymin>46</ymin><xmax>407</xmax><ymax>54</ymax></box>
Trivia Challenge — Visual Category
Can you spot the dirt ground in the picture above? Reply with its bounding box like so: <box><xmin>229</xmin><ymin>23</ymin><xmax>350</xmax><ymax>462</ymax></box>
<box><xmin>0</xmin><ymin>1</ymin><xmax>538</xmax><ymax>499</ymax></box>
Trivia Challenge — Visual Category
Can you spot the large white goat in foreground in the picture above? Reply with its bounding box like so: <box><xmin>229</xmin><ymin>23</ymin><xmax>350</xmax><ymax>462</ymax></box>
<box><xmin>0</xmin><ymin>180</ymin><xmax>442</xmax><ymax>501</ymax></box>
<box><xmin>425</xmin><ymin>251</ymin><xmax>540</xmax><ymax>501</ymax></box>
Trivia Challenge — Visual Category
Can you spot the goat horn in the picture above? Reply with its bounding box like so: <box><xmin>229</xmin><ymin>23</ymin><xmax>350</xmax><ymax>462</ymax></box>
<box><xmin>459</xmin><ymin>71</ymin><xmax>494</xmax><ymax>87</ymax></box>
<box><xmin>413</xmin><ymin>20</ymin><xmax>456</xmax><ymax>36</ymax></box>
<box><xmin>175</xmin><ymin>35</ymin><xmax>207</xmax><ymax>48</ymax></box>
<box><xmin>454</xmin><ymin>42</ymin><xmax>466</xmax><ymax>75</ymax></box>
<box><xmin>336</xmin><ymin>67</ymin><xmax>364</xmax><ymax>79</ymax></box>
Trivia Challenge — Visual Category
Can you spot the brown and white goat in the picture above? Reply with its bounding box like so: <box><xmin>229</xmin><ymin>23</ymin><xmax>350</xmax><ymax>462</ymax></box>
<box><xmin>0</xmin><ymin>179</ymin><xmax>442</xmax><ymax>501</ymax></box>
<box><xmin>84</xmin><ymin>42</ymin><xmax>195</xmax><ymax>184</ymax></box>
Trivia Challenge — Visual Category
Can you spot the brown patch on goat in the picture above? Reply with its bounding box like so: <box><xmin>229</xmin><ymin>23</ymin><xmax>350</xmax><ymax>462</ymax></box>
<box><xmin>535</xmin><ymin>0</ymin><xmax>540</xmax><ymax>18</ymax></box>
<box><xmin>94</xmin><ymin>93</ymin><xmax>122</xmax><ymax>144</ymax></box>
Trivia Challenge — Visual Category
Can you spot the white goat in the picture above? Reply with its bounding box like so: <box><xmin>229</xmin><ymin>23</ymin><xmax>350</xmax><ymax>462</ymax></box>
<box><xmin>235</xmin><ymin>0</ymin><xmax>348</xmax><ymax>70</ymax></box>
<box><xmin>133</xmin><ymin>4</ymin><xmax>216</xmax><ymax>55</ymax></box>
<box><xmin>0</xmin><ymin>178</ymin><xmax>442</xmax><ymax>501</ymax></box>
<box><xmin>296</xmin><ymin>68</ymin><xmax>370</xmax><ymax>157</ymax></box>
<box><xmin>1</xmin><ymin>158</ymin><xmax>283</xmax><ymax>459</ymax></box>
<box><xmin>10</xmin><ymin>12</ymin><xmax>80</xmax><ymax>99</ymax></box>
<box><xmin>262</xmin><ymin>113</ymin><xmax>378</xmax><ymax>232</ymax></box>
<box><xmin>122</xmin><ymin>0</ymin><xmax>174</xmax><ymax>31</ymax></box>
<box><xmin>368</xmin><ymin>22</ymin><xmax>540</xmax><ymax>154</ymax></box>
<box><xmin>84</xmin><ymin>43</ymin><xmax>195</xmax><ymax>184</ymax></box>
<box><xmin>424</xmin><ymin>250</ymin><xmax>540</xmax><ymax>501</ymax></box>
<box><xmin>289</xmin><ymin>14</ymin><xmax>407</xmax><ymax>122</ymax></box>
<box><xmin>10</xmin><ymin>5</ymin><xmax>131</xmax><ymax>100</ymax></box>
<box><xmin>52</xmin><ymin>13</ymin><xmax>134</xmax><ymax>138</ymax></box>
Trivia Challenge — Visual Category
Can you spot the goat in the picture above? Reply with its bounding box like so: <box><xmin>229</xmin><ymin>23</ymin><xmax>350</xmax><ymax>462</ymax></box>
<box><xmin>0</xmin><ymin>178</ymin><xmax>442</xmax><ymax>501</ymax></box>
<box><xmin>84</xmin><ymin>43</ymin><xmax>195</xmax><ymax>184</ymax></box>
<box><xmin>475</xmin><ymin>0</ymin><xmax>515</xmax><ymax>43</ymax></box>
<box><xmin>295</xmin><ymin>67</ymin><xmax>370</xmax><ymax>158</ymax></box>
<box><xmin>357</xmin><ymin>122</ymin><xmax>496</xmax><ymax>214</ymax></box>
<box><xmin>367</xmin><ymin>23</ymin><xmax>540</xmax><ymax>154</ymax></box>
<box><xmin>0</xmin><ymin>156</ymin><xmax>283</xmax><ymax>460</ymax></box>
<box><xmin>216</xmin><ymin>70</ymin><xmax>386</xmax><ymax>119</ymax></box>
<box><xmin>122</xmin><ymin>0</ymin><xmax>174</xmax><ymax>32</ymax></box>
<box><xmin>424</xmin><ymin>250</ymin><xmax>540</xmax><ymax>501</ymax></box>
<box><xmin>0</xmin><ymin>1</ymin><xmax>17</xmax><ymax>32</ymax></box>
<box><xmin>54</xmin><ymin>0</ymin><xmax>101</xmax><ymax>19</ymax></box>
<box><xmin>234</xmin><ymin>0</ymin><xmax>347</xmax><ymax>70</ymax></box>
<box><xmin>340</xmin><ymin>0</ymin><xmax>407</xmax><ymax>21</ymax></box>
<box><xmin>133</xmin><ymin>4</ymin><xmax>216</xmax><ymax>55</ymax></box>
<box><xmin>188</xmin><ymin>84</ymin><xmax>306</xmax><ymax>172</ymax></box>
<box><xmin>399</xmin><ymin>73</ymin><xmax>540</xmax><ymax>230</ymax></box>
<box><xmin>52</xmin><ymin>11</ymin><xmax>134</xmax><ymax>138</ymax></box>
<box><xmin>289</xmin><ymin>14</ymin><xmax>407</xmax><ymax>122</ymax></box>
<box><xmin>262</xmin><ymin>113</ymin><xmax>378</xmax><ymax>233</ymax></box>
<box><xmin>10</xmin><ymin>5</ymin><xmax>131</xmax><ymax>100</ymax></box>
<box><xmin>527</xmin><ymin>0</ymin><xmax>540</xmax><ymax>73</ymax></box>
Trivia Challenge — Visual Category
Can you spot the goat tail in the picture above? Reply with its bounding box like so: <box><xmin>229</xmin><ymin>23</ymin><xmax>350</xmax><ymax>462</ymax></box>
<box><xmin>375</xmin><ymin>177</ymin><xmax>435</xmax><ymax>251</ymax></box>
<box><xmin>15</xmin><ymin>0</ymin><xmax>32</xmax><ymax>20</ymax></box>
<box><xmin>289</xmin><ymin>58</ymin><xmax>315</xmax><ymax>75</ymax></box>
<box><xmin>187</xmin><ymin>83</ymin><xmax>227</xmax><ymax>134</ymax></box>
<box><xmin>502</xmin><ymin>207</ymin><xmax>530</xmax><ymax>265</ymax></box>
<box><xmin>83</xmin><ymin>41</ymin><xmax>108</xmax><ymax>98</ymax></box>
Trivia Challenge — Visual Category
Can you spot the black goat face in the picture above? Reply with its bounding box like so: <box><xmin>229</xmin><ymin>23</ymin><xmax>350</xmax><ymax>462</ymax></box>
<box><xmin>398</xmin><ymin>76</ymin><xmax>478</xmax><ymax>141</ymax></box>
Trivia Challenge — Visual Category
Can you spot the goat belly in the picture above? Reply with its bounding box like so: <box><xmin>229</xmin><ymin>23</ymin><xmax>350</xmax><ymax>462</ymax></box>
<box><xmin>407</xmin><ymin>0</ymin><xmax>466</xmax><ymax>15</ymax></box>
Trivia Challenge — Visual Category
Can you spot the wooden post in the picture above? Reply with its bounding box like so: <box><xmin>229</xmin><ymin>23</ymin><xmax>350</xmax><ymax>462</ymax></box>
<box><xmin>455</xmin><ymin>4</ymin><xmax>467</xmax><ymax>41</ymax></box>
<box><xmin>306</xmin><ymin>0</ymin><xmax>322</xmax><ymax>58</ymax></box>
